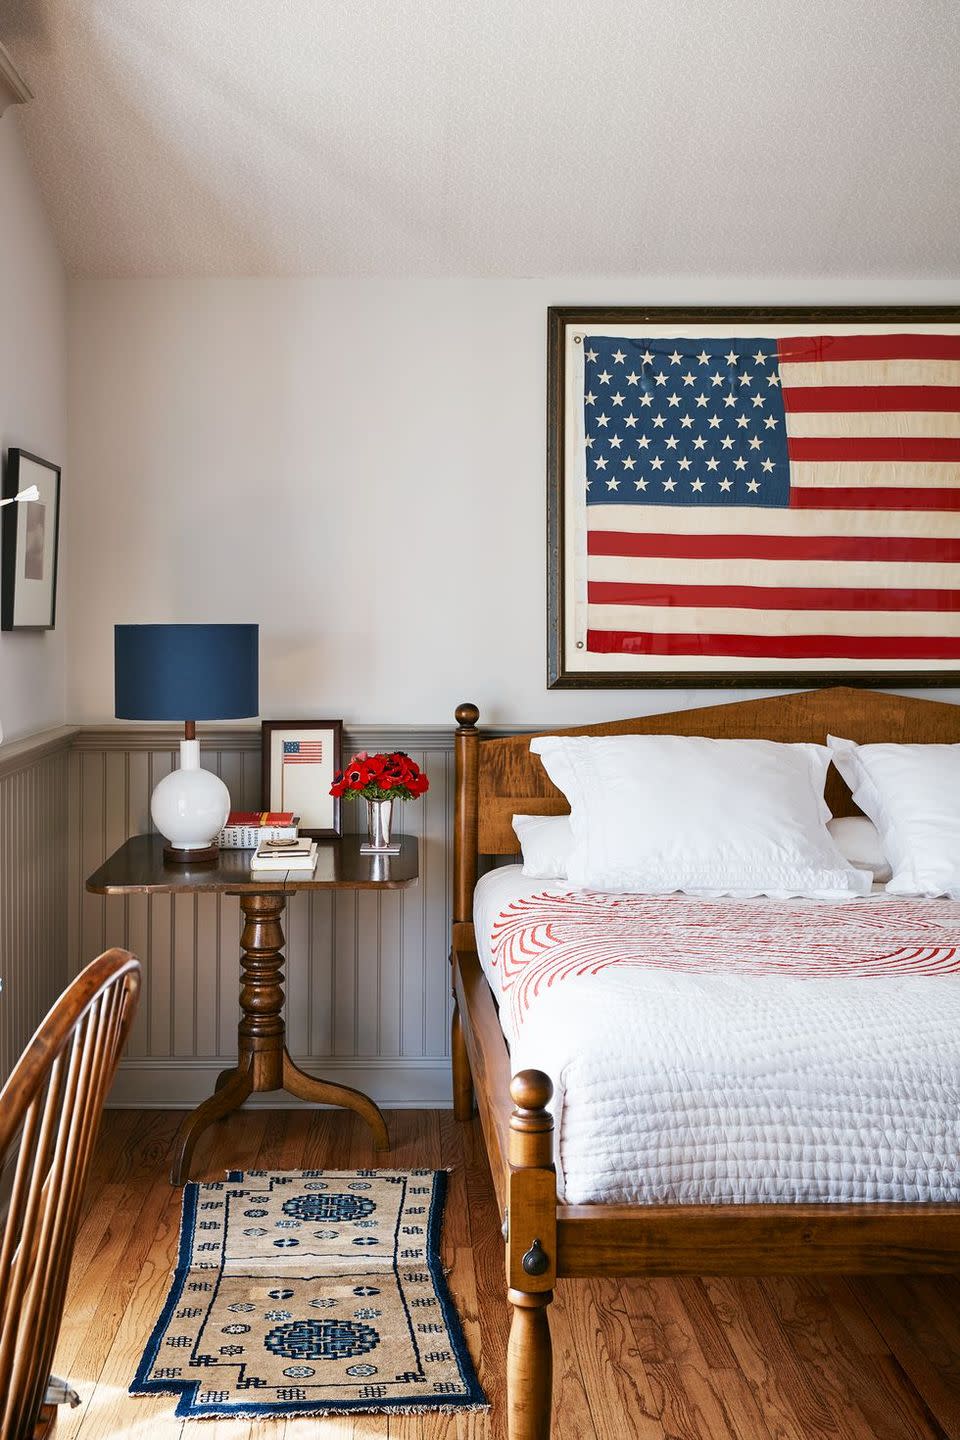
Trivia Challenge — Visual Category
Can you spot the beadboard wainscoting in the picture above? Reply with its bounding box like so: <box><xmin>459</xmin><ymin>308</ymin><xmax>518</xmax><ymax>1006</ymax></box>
<box><xmin>0</xmin><ymin>728</ymin><xmax>73</xmax><ymax>1087</ymax></box>
<box><xmin>68</xmin><ymin>727</ymin><xmax>457</xmax><ymax>1108</ymax></box>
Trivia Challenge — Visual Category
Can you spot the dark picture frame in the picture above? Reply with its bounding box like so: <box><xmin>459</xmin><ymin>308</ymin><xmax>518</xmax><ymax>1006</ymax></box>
<box><xmin>261</xmin><ymin>719</ymin><xmax>343</xmax><ymax>838</ymax></box>
<box><xmin>1</xmin><ymin>449</ymin><xmax>61</xmax><ymax>631</ymax></box>
<box><xmin>548</xmin><ymin>304</ymin><xmax>960</xmax><ymax>689</ymax></box>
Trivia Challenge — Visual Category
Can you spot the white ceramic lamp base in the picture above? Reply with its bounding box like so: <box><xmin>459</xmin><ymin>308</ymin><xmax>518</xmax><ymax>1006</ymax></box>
<box><xmin>151</xmin><ymin>739</ymin><xmax>229</xmax><ymax>864</ymax></box>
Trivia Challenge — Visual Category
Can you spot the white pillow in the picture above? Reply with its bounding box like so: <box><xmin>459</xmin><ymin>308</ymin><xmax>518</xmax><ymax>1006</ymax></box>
<box><xmin>828</xmin><ymin>736</ymin><xmax>960</xmax><ymax>896</ymax></box>
<box><xmin>826</xmin><ymin>815</ymin><xmax>892</xmax><ymax>883</ymax></box>
<box><xmin>529</xmin><ymin>733</ymin><xmax>869</xmax><ymax>899</ymax></box>
<box><xmin>512</xmin><ymin>813</ymin><xmax>574</xmax><ymax>879</ymax></box>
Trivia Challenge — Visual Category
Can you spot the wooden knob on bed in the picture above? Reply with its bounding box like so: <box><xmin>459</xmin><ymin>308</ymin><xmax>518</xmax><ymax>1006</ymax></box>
<box><xmin>455</xmin><ymin>702</ymin><xmax>480</xmax><ymax>729</ymax></box>
<box><xmin>510</xmin><ymin>1070</ymin><xmax>553</xmax><ymax>1116</ymax></box>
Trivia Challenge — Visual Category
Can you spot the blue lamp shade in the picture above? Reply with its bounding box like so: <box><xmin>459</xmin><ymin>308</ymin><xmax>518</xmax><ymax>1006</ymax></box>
<box><xmin>115</xmin><ymin>624</ymin><xmax>259</xmax><ymax>721</ymax></box>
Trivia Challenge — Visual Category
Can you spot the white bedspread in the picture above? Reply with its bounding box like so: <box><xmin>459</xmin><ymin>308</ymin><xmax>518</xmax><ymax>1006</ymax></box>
<box><xmin>473</xmin><ymin>866</ymin><xmax>960</xmax><ymax>1205</ymax></box>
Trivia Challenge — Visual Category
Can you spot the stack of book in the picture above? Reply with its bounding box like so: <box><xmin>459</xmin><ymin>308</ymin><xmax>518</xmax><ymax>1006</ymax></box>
<box><xmin>218</xmin><ymin>811</ymin><xmax>299</xmax><ymax>849</ymax></box>
<box><xmin>249</xmin><ymin>836</ymin><xmax>319</xmax><ymax>874</ymax></box>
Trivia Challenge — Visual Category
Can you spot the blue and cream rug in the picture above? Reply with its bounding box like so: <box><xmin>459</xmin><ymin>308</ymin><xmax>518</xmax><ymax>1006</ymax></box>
<box><xmin>132</xmin><ymin>1168</ymin><xmax>487</xmax><ymax>1418</ymax></box>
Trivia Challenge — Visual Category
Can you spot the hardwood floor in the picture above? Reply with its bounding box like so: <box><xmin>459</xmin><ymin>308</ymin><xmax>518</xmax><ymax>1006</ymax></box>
<box><xmin>54</xmin><ymin>1108</ymin><xmax>960</xmax><ymax>1440</ymax></box>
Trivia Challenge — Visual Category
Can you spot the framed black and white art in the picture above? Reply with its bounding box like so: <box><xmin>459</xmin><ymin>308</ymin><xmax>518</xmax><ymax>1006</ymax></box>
<box><xmin>1</xmin><ymin>450</ymin><xmax>61</xmax><ymax>632</ymax></box>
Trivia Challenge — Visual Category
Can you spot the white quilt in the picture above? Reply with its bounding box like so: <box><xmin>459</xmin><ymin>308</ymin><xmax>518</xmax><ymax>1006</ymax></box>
<box><xmin>474</xmin><ymin>866</ymin><xmax>960</xmax><ymax>1206</ymax></box>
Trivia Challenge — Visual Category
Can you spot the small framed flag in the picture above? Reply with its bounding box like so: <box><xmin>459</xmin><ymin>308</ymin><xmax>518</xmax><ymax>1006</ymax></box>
<box><xmin>261</xmin><ymin>720</ymin><xmax>343</xmax><ymax>837</ymax></box>
<box><xmin>548</xmin><ymin>305</ymin><xmax>960</xmax><ymax>688</ymax></box>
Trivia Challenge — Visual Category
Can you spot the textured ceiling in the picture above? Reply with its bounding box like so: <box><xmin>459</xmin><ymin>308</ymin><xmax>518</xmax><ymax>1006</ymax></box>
<box><xmin>2</xmin><ymin>0</ymin><xmax>960</xmax><ymax>278</ymax></box>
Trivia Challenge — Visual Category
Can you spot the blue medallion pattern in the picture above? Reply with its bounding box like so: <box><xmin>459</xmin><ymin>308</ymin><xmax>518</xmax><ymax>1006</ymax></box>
<box><xmin>282</xmin><ymin>1192</ymin><xmax>375</xmax><ymax>1223</ymax></box>
<box><xmin>264</xmin><ymin>1317</ymin><xmax>380</xmax><ymax>1361</ymax></box>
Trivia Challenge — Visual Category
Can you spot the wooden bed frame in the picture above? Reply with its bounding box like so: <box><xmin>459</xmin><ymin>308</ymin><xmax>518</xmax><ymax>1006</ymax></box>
<box><xmin>448</xmin><ymin>686</ymin><xmax>960</xmax><ymax>1440</ymax></box>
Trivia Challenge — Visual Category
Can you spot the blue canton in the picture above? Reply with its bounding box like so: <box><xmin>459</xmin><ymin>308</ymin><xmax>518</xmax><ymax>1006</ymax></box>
<box><xmin>583</xmin><ymin>335</ymin><xmax>790</xmax><ymax>508</ymax></box>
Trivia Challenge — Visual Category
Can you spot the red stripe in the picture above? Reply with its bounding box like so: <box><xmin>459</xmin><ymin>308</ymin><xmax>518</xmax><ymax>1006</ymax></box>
<box><xmin>586</xmin><ymin>581</ymin><xmax>960</xmax><ymax>612</ymax></box>
<box><xmin>587</xmin><ymin>530</ymin><xmax>960</xmax><ymax>563</ymax></box>
<box><xmin>790</xmin><ymin>487</ymin><xmax>960</xmax><ymax>511</ymax></box>
<box><xmin>587</xmin><ymin>630</ymin><xmax>960</xmax><ymax>660</ymax></box>
<box><xmin>778</xmin><ymin>334</ymin><xmax>960</xmax><ymax>364</ymax></box>
<box><xmin>782</xmin><ymin>385</ymin><xmax>960</xmax><ymax>413</ymax></box>
<box><xmin>788</xmin><ymin>436</ymin><xmax>960</xmax><ymax>462</ymax></box>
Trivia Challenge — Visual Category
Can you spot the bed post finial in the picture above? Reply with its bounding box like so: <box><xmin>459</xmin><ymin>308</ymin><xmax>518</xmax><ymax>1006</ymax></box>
<box><xmin>453</xmin><ymin>702</ymin><xmax>480</xmax><ymax>925</ymax></box>
<box><xmin>507</xmin><ymin>1069</ymin><xmax>555</xmax><ymax>1440</ymax></box>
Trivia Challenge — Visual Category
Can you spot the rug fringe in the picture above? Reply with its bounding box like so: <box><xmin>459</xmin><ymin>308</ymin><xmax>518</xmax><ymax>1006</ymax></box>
<box><xmin>177</xmin><ymin>1401</ymin><xmax>490</xmax><ymax>1421</ymax></box>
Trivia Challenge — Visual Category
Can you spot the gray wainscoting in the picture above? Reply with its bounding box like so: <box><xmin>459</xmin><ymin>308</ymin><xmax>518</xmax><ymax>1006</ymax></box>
<box><xmin>68</xmin><ymin>727</ymin><xmax>457</xmax><ymax>1107</ymax></box>
<box><xmin>0</xmin><ymin>729</ymin><xmax>73</xmax><ymax>1088</ymax></box>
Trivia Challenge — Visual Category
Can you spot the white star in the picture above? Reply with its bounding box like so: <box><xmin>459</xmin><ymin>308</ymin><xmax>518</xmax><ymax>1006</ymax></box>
<box><xmin>752</xmin><ymin>393</ymin><xmax>765</xmax><ymax>408</ymax></box>
<box><xmin>680</xmin><ymin>415</ymin><xmax>695</xmax><ymax>429</ymax></box>
<box><xmin>606</xmin><ymin>476</ymin><xmax>620</xmax><ymax>490</ymax></box>
<box><xmin>736</xmin><ymin>415</ymin><xmax>749</xmax><ymax>430</ymax></box>
<box><xmin>609</xmin><ymin>434</ymin><xmax>623</xmax><ymax>448</ymax></box>
<box><xmin>748</xmin><ymin>436</ymin><xmax>762</xmax><ymax>450</ymax></box>
<box><xmin>753</xmin><ymin>350</ymin><xmax>768</xmax><ymax>365</ymax></box>
<box><xmin>767</xmin><ymin>371</ymin><xmax>781</xmax><ymax>386</ymax></box>
<box><xmin>585</xmin><ymin>347</ymin><xmax>598</xmax><ymax>361</ymax></box>
<box><xmin>667</xmin><ymin>393</ymin><xmax>681</xmax><ymax>408</ymax></box>
<box><xmin>663</xmin><ymin>477</ymin><xmax>677</xmax><ymax>491</ymax></box>
<box><xmin>723</xmin><ymin>394</ymin><xmax>737</xmax><ymax>408</ymax></box>
<box><xmin>624</xmin><ymin>414</ymin><xmax>638</xmax><ymax>428</ymax></box>
<box><xmin>761</xmin><ymin>458</ymin><xmax>775</xmax><ymax>473</ymax></box>
<box><xmin>637</xmin><ymin>435</ymin><xmax>651</xmax><ymax>449</ymax></box>
<box><xmin>738</xmin><ymin>372</ymin><xmax>752</xmax><ymax>387</ymax></box>
<box><xmin>710</xmin><ymin>372</ymin><xmax>724</xmax><ymax>387</ymax></box>
<box><xmin>678</xmin><ymin>457</ymin><xmax>692</xmax><ymax>471</ymax></box>
<box><xmin>596</xmin><ymin>413</ymin><xmax>610</xmax><ymax>427</ymax></box>
<box><xmin>721</xmin><ymin>435</ymin><xmax>734</xmax><ymax>450</ymax></box>
<box><xmin>634</xmin><ymin>477</ymin><xmax>648</xmax><ymax>490</ymax></box>
<box><xmin>594</xmin><ymin>455</ymin><xmax>608</xmax><ymax>469</ymax></box>
<box><xmin>725</xmin><ymin>349</ymin><xmax>738</xmax><ymax>365</ymax></box>
<box><xmin>652</xmin><ymin>414</ymin><xmax>666</xmax><ymax>428</ymax></box>
<box><xmin>664</xmin><ymin>435</ymin><xmax>680</xmax><ymax>450</ymax></box>
<box><xmin>682</xmin><ymin>372</ymin><xmax>696</xmax><ymax>386</ymax></box>
<box><xmin>706</xmin><ymin>457</ymin><xmax>720</xmax><ymax>471</ymax></box>
<box><xmin>626</xmin><ymin>371</ymin><xmax>641</xmax><ymax>385</ymax></box>
<box><xmin>695</xmin><ymin>392</ymin><xmax>709</xmax><ymax>408</ymax></box>
<box><xmin>598</xmin><ymin>370</ymin><xmax>611</xmax><ymax>384</ymax></box>
<box><xmin>764</xmin><ymin>415</ymin><xmax>778</xmax><ymax>429</ymax></box>
<box><xmin>746</xmin><ymin>478</ymin><xmax>760</xmax><ymax>493</ymax></box>
<box><xmin>649</xmin><ymin>456</ymin><xmax>664</xmax><ymax>470</ymax></box>
<box><xmin>691</xmin><ymin>477</ymin><xmax>705</xmax><ymax>492</ymax></box>
<box><xmin>612</xmin><ymin>392</ymin><xmax>625</xmax><ymax>406</ymax></box>
<box><xmin>668</xmin><ymin>350</ymin><xmax>683</xmax><ymax>365</ymax></box>
<box><xmin>585</xmin><ymin>478</ymin><xmax>591</xmax><ymax>489</ymax></box>
<box><xmin>697</xmin><ymin>350</ymin><xmax>711</xmax><ymax>365</ymax></box>
<box><xmin>693</xmin><ymin>435</ymin><xmax>707</xmax><ymax>450</ymax></box>
<box><xmin>622</xmin><ymin>455</ymin><xmax>636</xmax><ymax>470</ymax></box>
<box><xmin>733</xmin><ymin>457</ymin><xmax>748</xmax><ymax>472</ymax></box>
<box><xmin>719</xmin><ymin>478</ymin><xmax>733</xmax><ymax>492</ymax></box>
<box><xmin>639</xmin><ymin>392</ymin><xmax>654</xmax><ymax>407</ymax></box>
<box><xmin>584</xmin><ymin>435</ymin><xmax>594</xmax><ymax>448</ymax></box>
<box><xmin>640</xmin><ymin>349</ymin><xmax>655</xmax><ymax>365</ymax></box>
<box><xmin>654</xmin><ymin>371</ymin><xmax>667</xmax><ymax>386</ymax></box>
<box><xmin>585</xmin><ymin>391</ymin><xmax>596</xmax><ymax>405</ymax></box>
<box><xmin>707</xmin><ymin>415</ymin><xmax>721</xmax><ymax>429</ymax></box>
<box><xmin>612</xmin><ymin>349</ymin><xmax>626</xmax><ymax>364</ymax></box>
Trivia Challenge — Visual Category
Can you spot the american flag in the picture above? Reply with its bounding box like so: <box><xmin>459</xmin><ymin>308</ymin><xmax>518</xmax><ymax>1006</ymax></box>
<box><xmin>582</xmin><ymin>332</ymin><xmax>960</xmax><ymax>665</ymax></box>
<box><xmin>283</xmin><ymin>740</ymin><xmax>324</xmax><ymax>764</ymax></box>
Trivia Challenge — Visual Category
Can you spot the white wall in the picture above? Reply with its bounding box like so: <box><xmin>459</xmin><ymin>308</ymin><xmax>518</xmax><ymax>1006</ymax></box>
<box><xmin>67</xmin><ymin>275</ymin><xmax>960</xmax><ymax>726</ymax></box>
<box><xmin>0</xmin><ymin>116</ymin><xmax>67</xmax><ymax>739</ymax></box>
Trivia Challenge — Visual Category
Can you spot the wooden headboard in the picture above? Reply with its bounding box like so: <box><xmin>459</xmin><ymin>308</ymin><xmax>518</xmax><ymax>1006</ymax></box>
<box><xmin>452</xmin><ymin>687</ymin><xmax>960</xmax><ymax>923</ymax></box>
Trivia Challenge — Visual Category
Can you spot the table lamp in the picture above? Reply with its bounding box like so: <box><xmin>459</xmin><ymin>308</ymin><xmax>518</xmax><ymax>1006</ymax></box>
<box><xmin>115</xmin><ymin>623</ymin><xmax>259</xmax><ymax>863</ymax></box>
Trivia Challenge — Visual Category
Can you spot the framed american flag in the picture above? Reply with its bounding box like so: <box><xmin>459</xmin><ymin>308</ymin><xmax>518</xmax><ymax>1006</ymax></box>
<box><xmin>261</xmin><ymin>719</ymin><xmax>343</xmax><ymax>837</ymax></box>
<box><xmin>548</xmin><ymin>305</ymin><xmax>960</xmax><ymax>688</ymax></box>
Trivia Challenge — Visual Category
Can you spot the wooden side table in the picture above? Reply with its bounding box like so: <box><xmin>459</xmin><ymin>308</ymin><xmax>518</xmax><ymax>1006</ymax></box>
<box><xmin>86</xmin><ymin>833</ymin><xmax>419</xmax><ymax>1184</ymax></box>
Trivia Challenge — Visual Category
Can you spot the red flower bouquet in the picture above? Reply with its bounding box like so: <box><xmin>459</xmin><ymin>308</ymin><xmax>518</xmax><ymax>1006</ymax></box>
<box><xmin>330</xmin><ymin>751</ymin><xmax>429</xmax><ymax>803</ymax></box>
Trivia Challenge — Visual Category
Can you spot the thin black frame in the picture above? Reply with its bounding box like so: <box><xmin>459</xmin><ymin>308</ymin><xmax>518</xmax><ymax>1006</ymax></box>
<box><xmin>1</xmin><ymin>449</ymin><xmax>61</xmax><ymax>632</ymax></box>
<box><xmin>547</xmin><ymin>304</ymin><xmax>960</xmax><ymax>689</ymax></box>
<box><xmin>260</xmin><ymin>719</ymin><xmax>343</xmax><ymax>839</ymax></box>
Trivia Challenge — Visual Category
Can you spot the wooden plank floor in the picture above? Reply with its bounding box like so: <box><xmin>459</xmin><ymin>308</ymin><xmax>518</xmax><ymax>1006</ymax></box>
<box><xmin>54</xmin><ymin>1108</ymin><xmax>960</xmax><ymax>1440</ymax></box>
